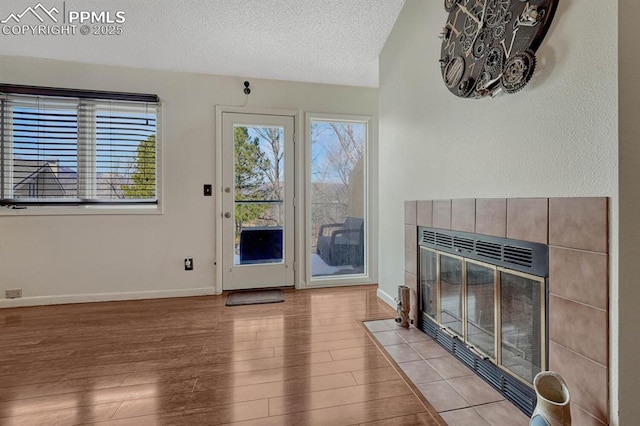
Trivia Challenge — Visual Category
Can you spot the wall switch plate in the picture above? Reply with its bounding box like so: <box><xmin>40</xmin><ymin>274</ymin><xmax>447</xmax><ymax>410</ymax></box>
<box><xmin>185</xmin><ymin>257</ymin><xmax>194</xmax><ymax>271</ymax></box>
<box><xmin>5</xmin><ymin>289</ymin><xmax>22</xmax><ymax>299</ymax></box>
<box><xmin>203</xmin><ymin>184</ymin><xmax>212</xmax><ymax>196</ymax></box>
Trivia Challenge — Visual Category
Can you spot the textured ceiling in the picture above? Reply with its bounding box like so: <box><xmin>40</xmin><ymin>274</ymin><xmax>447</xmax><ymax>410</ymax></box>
<box><xmin>0</xmin><ymin>0</ymin><xmax>406</xmax><ymax>87</ymax></box>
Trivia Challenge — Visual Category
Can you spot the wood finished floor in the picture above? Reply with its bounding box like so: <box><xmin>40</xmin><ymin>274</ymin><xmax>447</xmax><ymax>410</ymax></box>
<box><xmin>0</xmin><ymin>286</ymin><xmax>445</xmax><ymax>426</ymax></box>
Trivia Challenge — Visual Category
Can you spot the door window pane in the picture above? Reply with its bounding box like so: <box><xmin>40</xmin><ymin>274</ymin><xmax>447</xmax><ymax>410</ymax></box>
<box><xmin>234</xmin><ymin>125</ymin><xmax>284</xmax><ymax>266</ymax></box>
<box><xmin>310</xmin><ymin>120</ymin><xmax>366</xmax><ymax>278</ymax></box>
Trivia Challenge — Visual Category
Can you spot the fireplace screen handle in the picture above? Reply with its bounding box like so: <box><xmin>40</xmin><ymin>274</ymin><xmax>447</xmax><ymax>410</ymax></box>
<box><xmin>439</xmin><ymin>327</ymin><xmax>457</xmax><ymax>339</ymax></box>
<box><xmin>468</xmin><ymin>345</ymin><xmax>490</xmax><ymax>361</ymax></box>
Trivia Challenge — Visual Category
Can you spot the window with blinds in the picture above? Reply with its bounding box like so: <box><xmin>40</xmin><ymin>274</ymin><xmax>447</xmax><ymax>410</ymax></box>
<box><xmin>0</xmin><ymin>84</ymin><xmax>159</xmax><ymax>207</ymax></box>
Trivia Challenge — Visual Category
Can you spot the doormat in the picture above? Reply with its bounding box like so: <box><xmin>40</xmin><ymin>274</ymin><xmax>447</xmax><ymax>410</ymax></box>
<box><xmin>225</xmin><ymin>289</ymin><xmax>285</xmax><ymax>306</ymax></box>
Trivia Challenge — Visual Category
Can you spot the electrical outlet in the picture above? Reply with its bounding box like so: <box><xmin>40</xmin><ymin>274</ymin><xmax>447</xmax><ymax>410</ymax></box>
<box><xmin>185</xmin><ymin>257</ymin><xmax>194</xmax><ymax>271</ymax></box>
<box><xmin>5</xmin><ymin>289</ymin><xmax>22</xmax><ymax>299</ymax></box>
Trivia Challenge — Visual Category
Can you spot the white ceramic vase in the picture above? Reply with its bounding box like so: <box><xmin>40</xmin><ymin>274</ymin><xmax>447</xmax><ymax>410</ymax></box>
<box><xmin>530</xmin><ymin>371</ymin><xmax>571</xmax><ymax>426</ymax></box>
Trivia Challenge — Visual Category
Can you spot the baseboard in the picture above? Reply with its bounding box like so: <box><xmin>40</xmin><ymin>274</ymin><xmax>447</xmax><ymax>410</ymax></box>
<box><xmin>0</xmin><ymin>287</ymin><xmax>219</xmax><ymax>308</ymax></box>
<box><xmin>2</xmin><ymin>286</ymin><xmax>393</xmax><ymax>309</ymax></box>
<box><xmin>377</xmin><ymin>287</ymin><xmax>396</xmax><ymax>309</ymax></box>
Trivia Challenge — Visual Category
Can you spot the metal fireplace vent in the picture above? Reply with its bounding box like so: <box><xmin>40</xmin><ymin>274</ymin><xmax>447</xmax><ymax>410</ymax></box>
<box><xmin>421</xmin><ymin>315</ymin><xmax>538</xmax><ymax>415</ymax></box>
<box><xmin>419</xmin><ymin>227</ymin><xmax>548</xmax><ymax>277</ymax></box>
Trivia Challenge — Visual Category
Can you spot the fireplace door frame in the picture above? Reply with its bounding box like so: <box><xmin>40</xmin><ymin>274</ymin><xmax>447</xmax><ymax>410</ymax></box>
<box><xmin>419</xmin><ymin>246</ymin><xmax>547</xmax><ymax>387</ymax></box>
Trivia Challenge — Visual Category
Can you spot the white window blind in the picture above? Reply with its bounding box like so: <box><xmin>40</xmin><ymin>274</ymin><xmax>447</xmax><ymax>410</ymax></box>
<box><xmin>0</xmin><ymin>84</ymin><xmax>159</xmax><ymax>206</ymax></box>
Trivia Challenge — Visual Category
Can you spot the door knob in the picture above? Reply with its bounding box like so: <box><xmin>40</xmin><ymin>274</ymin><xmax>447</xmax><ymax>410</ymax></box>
<box><xmin>224</xmin><ymin>212</ymin><xmax>231</xmax><ymax>218</ymax></box>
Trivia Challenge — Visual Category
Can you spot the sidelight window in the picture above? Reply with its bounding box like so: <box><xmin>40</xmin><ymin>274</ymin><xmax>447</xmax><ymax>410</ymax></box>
<box><xmin>309</xmin><ymin>117</ymin><xmax>368</xmax><ymax>279</ymax></box>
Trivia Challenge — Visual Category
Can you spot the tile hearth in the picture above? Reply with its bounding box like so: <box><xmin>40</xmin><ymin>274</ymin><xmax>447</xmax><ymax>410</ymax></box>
<box><xmin>364</xmin><ymin>319</ymin><xmax>529</xmax><ymax>426</ymax></box>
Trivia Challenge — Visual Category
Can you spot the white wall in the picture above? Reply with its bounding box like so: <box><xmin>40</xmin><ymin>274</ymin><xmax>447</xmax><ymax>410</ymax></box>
<box><xmin>0</xmin><ymin>55</ymin><xmax>377</xmax><ymax>305</ymax></box>
<box><xmin>378</xmin><ymin>0</ymin><xmax>620</xmax><ymax>423</ymax></box>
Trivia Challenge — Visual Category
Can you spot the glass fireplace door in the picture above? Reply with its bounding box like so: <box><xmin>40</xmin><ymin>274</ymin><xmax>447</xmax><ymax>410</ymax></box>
<box><xmin>466</xmin><ymin>261</ymin><xmax>497</xmax><ymax>359</ymax></box>
<box><xmin>419</xmin><ymin>248</ymin><xmax>438</xmax><ymax>320</ymax></box>
<box><xmin>499</xmin><ymin>269</ymin><xmax>546</xmax><ymax>384</ymax></box>
<box><xmin>418</xmin><ymin>243</ymin><xmax>547</xmax><ymax>387</ymax></box>
<box><xmin>417</xmin><ymin>225</ymin><xmax>549</xmax><ymax>415</ymax></box>
<box><xmin>439</xmin><ymin>254</ymin><xmax>463</xmax><ymax>336</ymax></box>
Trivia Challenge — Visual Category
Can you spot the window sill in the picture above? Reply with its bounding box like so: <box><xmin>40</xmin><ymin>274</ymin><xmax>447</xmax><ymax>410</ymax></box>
<box><xmin>0</xmin><ymin>204</ymin><xmax>163</xmax><ymax>216</ymax></box>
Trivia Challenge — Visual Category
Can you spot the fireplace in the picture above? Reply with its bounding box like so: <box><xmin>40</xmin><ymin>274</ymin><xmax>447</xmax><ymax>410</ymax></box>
<box><xmin>405</xmin><ymin>198</ymin><xmax>609</xmax><ymax>424</ymax></box>
<box><xmin>418</xmin><ymin>226</ymin><xmax>548</xmax><ymax>416</ymax></box>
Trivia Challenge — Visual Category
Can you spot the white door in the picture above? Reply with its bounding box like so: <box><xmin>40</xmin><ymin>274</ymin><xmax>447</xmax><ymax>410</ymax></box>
<box><xmin>221</xmin><ymin>113</ymin><xmax>295</xmax><ymax>290</ymax></box>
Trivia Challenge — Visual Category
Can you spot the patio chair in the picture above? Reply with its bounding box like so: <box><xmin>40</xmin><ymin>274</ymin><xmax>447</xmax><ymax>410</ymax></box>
<box><xmin>316</xmin><ymin>217</ymin><xmax>364</xmax><ymax>267</ymax></box>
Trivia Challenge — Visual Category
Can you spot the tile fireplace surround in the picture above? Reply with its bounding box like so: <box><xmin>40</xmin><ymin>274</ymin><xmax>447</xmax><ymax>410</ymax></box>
<box><xmin>404</xmin><ymin>198</ymin><xmax>609</xmax><ymax>425</ymax></box>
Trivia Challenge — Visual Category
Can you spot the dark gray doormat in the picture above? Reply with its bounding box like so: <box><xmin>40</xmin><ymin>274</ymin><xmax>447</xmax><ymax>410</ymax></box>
<box><xmin>225</xmin><ymin>289</ymin><xmax>285</xmax><ymax>306</ymax></box>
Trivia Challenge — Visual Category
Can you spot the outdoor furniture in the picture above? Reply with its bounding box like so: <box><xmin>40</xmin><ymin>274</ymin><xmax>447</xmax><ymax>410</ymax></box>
<box><xmin>316</xmin><ymin>217</ymin><xmax>364</xmax><ymax>266</ymax></box>
<box><xmin>239</xmin><ymin>226</ymin><xmax>283</xmax><ymax>264</ymax></box>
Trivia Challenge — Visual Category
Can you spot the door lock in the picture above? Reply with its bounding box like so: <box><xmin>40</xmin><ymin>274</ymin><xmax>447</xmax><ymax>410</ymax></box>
<box><xmin>224</xmin><ymin>212</ymin><xmax>231</xmax><ymax>218</ymax></box>
<box><xmin>224</xmin><ymin>187</ymin><xmax>231</xmax><ymax>193</ymax></box>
